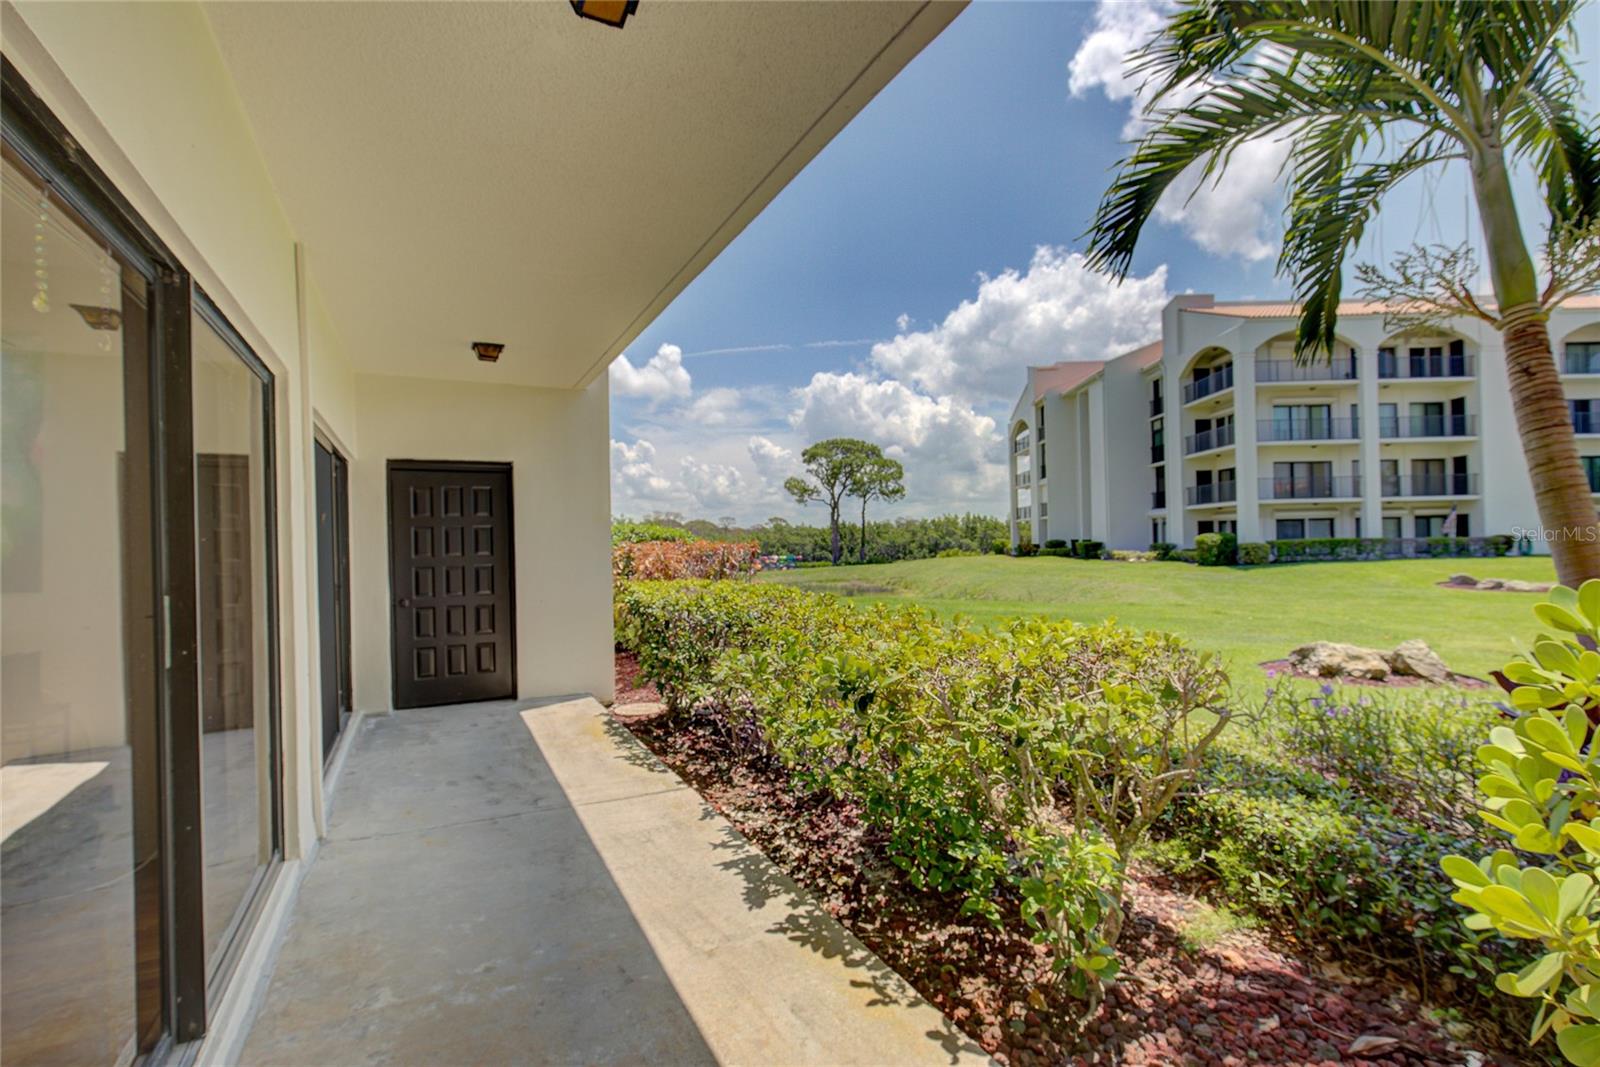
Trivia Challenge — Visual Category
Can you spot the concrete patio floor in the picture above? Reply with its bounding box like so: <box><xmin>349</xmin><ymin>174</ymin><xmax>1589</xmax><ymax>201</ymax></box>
<box><xmin>236</xmin><ymin>696</ymin><xmax>988</xmax><ymax>1066</ymax></box>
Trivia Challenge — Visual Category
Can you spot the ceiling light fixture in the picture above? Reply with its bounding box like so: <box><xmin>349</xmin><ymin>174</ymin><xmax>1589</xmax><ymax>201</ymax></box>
<box><xmin>472</xmin><ymin>341</ymin><xmax>505</xmax><ymax>363</ymax></box>
<box><xmin>570</xmin><ymin>1</ymin><xmax>638</xmax><ymax>29</ymax></box>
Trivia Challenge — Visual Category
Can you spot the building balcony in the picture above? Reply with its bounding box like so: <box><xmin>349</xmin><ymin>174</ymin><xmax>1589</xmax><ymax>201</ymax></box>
<box><xmin>1150</xmin><ymin>396</ymin><xmax>1164</xmax><ymax>417</ymax></box>
<box><xmin>1186</xmin><ymin>481</ymin><xmax>1238</xmax><ymax>506</ymax></box>
<box><xmin>1183</xmin><ymin>422</ymin><xmax>1236</xmax><ymax>455</ymax></box>
<box><xmin>1255</xmin><ymin>356</ymin><xmax>1358</xmax><ymax>384</ymax></box>
<box><xmin>1150</xmin><ymin>444</ymin><xmax>1165</xmax><ymax>464</ymax></box>
<box><xmin>1182</xmin><ymin>365</ymin><xmax>1234</xmax><ymax>405</ymax></box>
<box><xmin>1151</xmin><ymin>490</ymin><xmax>1167</xmax><ymax>509</ymax></box>
<box><xmin>1257</xmin><ymin>416</ymin><xmax>1359</xmax><ymax>443</ymax></box>
<box><xmin>1381</xmin><ymin>474</ymin><xmax>1480</xmax><ymax>498</ymax></box>
<box><xmin>1379</xmin><ymin>414</ymin><xmax>1478</xmax><ymax>439</ymax></box>
<box><xmin>1377</xmin><ymin>352</ymin><xmax>1475</xmax><ymax>379</ymax></box>
<box><xmin>1014</xmin><ymin>471</ymin><xmax>1032</xmax><ymax>489</ymax></box>
<box><xmin>1259</xmin><ymin>475</ymin><xmax>1362</xmax><ymax>501</ymax></box>
<box><xmin>1576</xmin><ymin>412</ymin><xmax>1600</xmax><ymax>435</ymax></box>
<box><xmin>1011</xmin><ymin>436</ymin><xmax>1030</xmax><ymax>455</ymax></box>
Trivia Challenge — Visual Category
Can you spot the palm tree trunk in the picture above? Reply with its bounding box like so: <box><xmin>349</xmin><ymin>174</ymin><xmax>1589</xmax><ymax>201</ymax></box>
<box><xmin>1472</xmin><ymin>146</ymin><xmax>1600</xmax><ymax>585</ymax></box>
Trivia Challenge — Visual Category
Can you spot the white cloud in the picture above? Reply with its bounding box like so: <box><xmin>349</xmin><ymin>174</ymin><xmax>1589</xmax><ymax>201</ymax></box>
<box><xmin>747</xmin><ymin>435</ymin><xmax>794</xmax><ymax>479</ymax></box>
<box><xmin>681</xmin><ymin>387</ymin><xmax>745</xmax><ymax>428</ymax></box>
<box><xmin>869</xmin><ymin>246</ymin><xmax>1167</xmax><ymax>403</ymax></box>
<box><xmin>678</xmin><ymin>456</ymin><xmax>745</xmax><ymax>510</ymax></box>
<box><xmin>609</xmin><ymin>342</ymin><xmax>692</xmax><ymax>402</ymax></box>
<box><xmin>1069</xmin><ymin>0</ymin><xmax>1286</xmax><ymax>262</ymax></box>
<box><xmin>789</xmin><ymin>372</ymin><xmax>1004</xmax><ymax>509</ymax></box>
<box><xmin>610</xmin><ymin>437</ymin><xmax>672</xmax><ymax>498</ymax></box>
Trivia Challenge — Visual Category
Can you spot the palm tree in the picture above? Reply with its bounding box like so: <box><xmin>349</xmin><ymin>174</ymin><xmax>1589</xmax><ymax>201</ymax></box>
<box><xmin>1084</xmin><ymin>1</ymin><xmax>1600</xmax><ymax>584</ymax></box>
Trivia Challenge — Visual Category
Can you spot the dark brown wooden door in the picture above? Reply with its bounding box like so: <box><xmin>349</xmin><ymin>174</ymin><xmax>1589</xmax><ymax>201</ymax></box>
<box><xmin>388</xmin><ymin>462</ymin><xmax>515</xmax><ymax>708</ymax></box>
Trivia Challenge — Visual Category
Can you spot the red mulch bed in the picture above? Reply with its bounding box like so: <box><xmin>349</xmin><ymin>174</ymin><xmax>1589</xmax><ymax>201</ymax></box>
<box><xmin>613</xmin><ymin>649</ymin><xmax>662</xmax><ymax>705</ymax></box>
<box><xmin>612</xmin><ymin>656</ymin><xmax>1501</xmax><ymax>1066</ymax></box>
<box><xmin>1260</xmin><ymin>660</ymin><xmax>1489</xmax><ymax>690</ymax></box>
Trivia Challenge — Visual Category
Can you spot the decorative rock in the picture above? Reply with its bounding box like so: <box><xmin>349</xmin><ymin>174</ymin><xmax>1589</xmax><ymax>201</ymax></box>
<box><xmin>1288</xmin><ymin>642</ymin><xmax>1391</xmax><ymax>680</ymax></box>
<box><xmin>609</xmin><ymin>700</ymin><xmax>669</xmax><ymax>722</ymax></box>
<box><xmin>1386</xmin><ymin>639</ymin><xmax>1452</xmax><ymax>684</ymax></box>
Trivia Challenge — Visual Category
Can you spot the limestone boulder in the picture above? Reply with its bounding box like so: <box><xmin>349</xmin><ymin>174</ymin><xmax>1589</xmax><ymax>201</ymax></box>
<box><xmin>1288</xmin><ymin>642</ymin><xmax>1390</xmax><ymax>681</ymax></box>
<box><xmin>1387</xmin><ymin>639</ymin><xmax>1452</xmax><ymax>684</ymax></box>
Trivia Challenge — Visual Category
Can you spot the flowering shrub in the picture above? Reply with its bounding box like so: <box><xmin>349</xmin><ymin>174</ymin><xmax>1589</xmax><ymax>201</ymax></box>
<box><xmin>1445</xmin><ymin>581</ymin><xmax>1600</xmax><ymax>1065</ymax></box>
<box><xmin>615</xmin><ymin>579</ymin><xmax>1229</xmax><ymax>1000</ymax></box>
<box><xmin>611</xmin><ymin>539</ymin><xmax>759</xmax><ymax>582</ymax></box>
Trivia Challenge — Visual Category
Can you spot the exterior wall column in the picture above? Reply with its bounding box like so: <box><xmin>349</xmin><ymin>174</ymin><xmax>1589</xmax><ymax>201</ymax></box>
<box><xmin>1357</xmin><ymin>345</ymin><xmax>1382</xmax><ymax>537</ymax></box>
<box><xmin>1232</xmin><ymin>351</ymin><xmax>1261</xmax><ymax>541</ymax></box>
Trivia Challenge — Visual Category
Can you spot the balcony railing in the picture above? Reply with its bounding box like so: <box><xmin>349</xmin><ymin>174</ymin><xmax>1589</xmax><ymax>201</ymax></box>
<box><xmin>1576</xmin><ymin>411</ymin><xmax>1599</xmax><ymax>435</ymax></box>
<box><xmin>1186</xmin><ymin>481</ymin><xmax>1238</xmax><ymax>506</ymax></box>
<box><xmin>1150</xmin><ymin>396</ymin><xmax>1164</xmax><ymax>417</ymax></box>
<box><xmin>1014</xmin><ymin>471</ymin><xmax>1032</xmax><ymax>489</ymax></box>
<box><xmin>1012</xmin><ymin>436</ymin><xmax>1030</xmax><ymax>454</ymax></box>
<box><xmin>1255</xmin><ymin>356</ymin><xmax>1358</xmax><ymax>383</ymax></box>
<box><xmin>1151</xmin><ymin>490</ymin><xmax>1166</xmax><ymax>509</ymax></box>
<box><xmin>1257</xmin><ymin>416</ymin><xmax>1359</xmax><ymax>442</ymax></box>
<box><xmin>1381</xmin><ymin>474</ymin><xmax>1480</xmax><ymax>497</ymax></box>
<box><xmin>1182</xmin><ymin>364</ymin><xmax>1234</xmax><ymax>404</ymax></box>
<box><xmin>1259</xmin><ymin>475</ymin><xmax>1361</xmax><ymax>500</ymax></box>
<box><xmin>1150</xmin><ymin>443</ymin><xmax>1165</xmax><ymax>464</ymax></box>
<box><xmin>1379</xmin><ymin>413</ymin><xmax>1478</xmax><ymax>439</ymax></box>
<box><xmin>1184</xmin><ymin>422</ymin><xmax>1236</xmax><ymax>454</ymax></box>
<box><xmin>1377</xmin><ymin>351</ymin><xmax>1475</xmax><ymax>379</ymax></box>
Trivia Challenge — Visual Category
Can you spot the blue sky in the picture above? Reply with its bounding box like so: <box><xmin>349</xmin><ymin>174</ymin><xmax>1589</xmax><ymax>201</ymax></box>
<box><xmin>610</xmin><ymin>0</ymin><xmax>1595</xmax><ymax>525</ymax></box>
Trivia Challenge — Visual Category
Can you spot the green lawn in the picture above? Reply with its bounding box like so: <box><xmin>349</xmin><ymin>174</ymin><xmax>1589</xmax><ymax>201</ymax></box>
<box><xmin>759</xmin><ymin>554</ymin><xmax>1558</xmax><ymax>694</ymax></box>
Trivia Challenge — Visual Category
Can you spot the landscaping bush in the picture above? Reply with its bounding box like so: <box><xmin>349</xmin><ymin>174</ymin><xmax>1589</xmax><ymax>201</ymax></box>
<box><xmin>936</xmin><ymin>547</ymin><xmax>978</xmax><ymax>558</ymax></box>
<box><xmin>1073</xmin><ymin>539</ymin><xmax>1105</xmax><ymax>560</ymax></box>
<box><xmin>989</xmin><ymin>538</ymin><xmax>1009</xmax><ymax>555</ymax></box>
<box><xmin>1444</xmin><ymin>582</ymin><xmax>1600</xmax><ymax>1063</ymax></box>
<box><xmin>1150</xmin><ymin>541</ymin><xmax>1177</xmax><ymax>561</ymax></box>
<box><xmin>1044</xmin><ymin>538</ymin><xmax>1068</xmax><ymax>549</ymax></box>
<box><xmin>615</xmin><ymin>580</ymin><xmax>1230</xmax><ymax>998</ymax></box>
<box><xmin>1038</xmin><ymin>547</ymin><xmax>1073</xmax><ymax>558</ymax></box>
<box><xmin>611</xmin><ymin>539</ymin><xmax>760</xmax><ymax>581</ymax></box>
<box><xmin>1193</xmin><ymin>532</ymin><xmax>1237</xmax><ymax>566</ymax></box>
<box><xmin>1172</xmin><ymin>548</ymin><xmax>1198</xmax><ymax>563</ymax></box>
<box><xmin>612</xmin><ymin>519</ymin><xmax>696</xmax><ymax>545</ymax></box>
<box><xmin>1014</xmin><ymin>542</ymin><xmax>1038</xmax><ymax>557</ymax></box>
<box><xmin>1268</xmin><ymin>535</ymin><xmax>1516</xmax><ymax>564</ymax></box>
<box><xmin>1236</xmin><ymin>541</ymin><xmax>1270</xmax><ymax>566</ymax></box>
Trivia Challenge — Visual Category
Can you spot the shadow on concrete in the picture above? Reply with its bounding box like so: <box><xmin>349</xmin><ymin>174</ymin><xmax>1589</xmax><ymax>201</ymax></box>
<box><xmin>237</xmin><ymin>699</ymin><xmax>717</xmax><ymax>1066</ymax></box>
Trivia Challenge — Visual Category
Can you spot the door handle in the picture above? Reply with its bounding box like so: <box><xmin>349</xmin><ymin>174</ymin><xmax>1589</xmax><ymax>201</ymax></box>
<box><xmin>398</xmin><ymin>597</ymin><xmax>412</xmax><ymax>608</ymax></box>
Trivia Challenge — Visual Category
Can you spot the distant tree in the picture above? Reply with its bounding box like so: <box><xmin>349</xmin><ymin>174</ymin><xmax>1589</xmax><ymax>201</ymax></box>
<box><xmin>718</xmin><ymin>515</ymin><xmax>738</xmax><ymax>530</ymax></box>
<box><xmin>850</xmin><ymin>453</ymin><xmax>905</xmax><ymax>563</ymax></box>
<box><xmin>784</xmin><ymin>438</ymin><xmax>877</xmax><ymax>564</ymax></box>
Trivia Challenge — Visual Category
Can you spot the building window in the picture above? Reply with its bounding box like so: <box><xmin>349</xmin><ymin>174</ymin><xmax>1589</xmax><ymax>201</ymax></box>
<box><xmin>1574</xmin><ymin>398</ymin><xmax>1596</xmax><ymax>435</ymax></box>
<box><xmin>1568</xmin><ymin>341</ymin><xmax>1600</xmax><ymax>375</ymax></box>
<box><xmin>1416</xmin><ymin>514</ymin><xmax>1446</xmax><ymax>538</ymax></box>
<box><xmin>1276</xmin><ymin>518</ymin><xmax>1305</xmax><ymax>540</ymax></box>
<box><xmin>1585</xmin><ymin>456</ymin><xmax>1600</xmax><ymax>492</ymax></box>
<box><xmin>1035</xmin><ymin>405</ymin><xmax>1045</xmax><ymax>440</ymax></box>
<box><xmin>1383</xmin><ymin>516</ymin><xmax>1403</xmax><ymax>539</ymax></box>
<box><xmin>1197</xmin><ymin>520</ymin><xmax>1215</xmax><ymax>535</ymax></box>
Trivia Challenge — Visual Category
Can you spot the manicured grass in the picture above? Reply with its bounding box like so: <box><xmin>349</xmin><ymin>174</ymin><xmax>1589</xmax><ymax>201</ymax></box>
<box><xmin>760</xmin><ymin>554</ymin><xmax>1557</xmax><ymax>693</ymax></box>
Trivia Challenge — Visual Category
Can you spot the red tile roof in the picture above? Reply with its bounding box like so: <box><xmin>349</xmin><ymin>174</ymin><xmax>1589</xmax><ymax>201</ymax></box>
<box><xmin>1031</xmin><ymin>360</ymin><xmax>1104</xmax><ymax>397</ymax></box>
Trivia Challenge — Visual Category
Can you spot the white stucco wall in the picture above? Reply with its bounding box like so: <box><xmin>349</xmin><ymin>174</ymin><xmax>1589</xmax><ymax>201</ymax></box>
<box><xmin>346</xmin><ymin>374</ymin><xmax>614</xmax><ymax>713</ymax></box>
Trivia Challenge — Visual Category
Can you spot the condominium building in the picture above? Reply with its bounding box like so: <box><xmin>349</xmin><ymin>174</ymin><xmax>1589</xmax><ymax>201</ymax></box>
<box><xmin>1008</xmin><ymin>294</ymin><xmax>1600</xmax><ymax>551</ymax></box>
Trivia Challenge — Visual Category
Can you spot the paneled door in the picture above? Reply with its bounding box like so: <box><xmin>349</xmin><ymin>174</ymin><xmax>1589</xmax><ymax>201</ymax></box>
<box><xmin>387</xmin><ymin>462</ymin><xmax>515</xmax><ymax>708</ymax></box>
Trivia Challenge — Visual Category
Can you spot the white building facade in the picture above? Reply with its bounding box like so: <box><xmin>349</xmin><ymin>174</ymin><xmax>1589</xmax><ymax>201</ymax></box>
<box><xmin>1009</xmin><ymin>294</ymin><xmax>1600</xmax><ymax>551</ymax></box>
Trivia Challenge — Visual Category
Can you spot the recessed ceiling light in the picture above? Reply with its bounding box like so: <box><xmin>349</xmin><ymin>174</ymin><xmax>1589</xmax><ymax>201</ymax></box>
<box><xmin>472</xmin><ymin>341</ymin><xmax>505</xmax><ymax>363</ymax></box>
<box><xmin>71</xmin><ymin>304</ymin><xmax>121</xmax><ymax>331</ymax></box>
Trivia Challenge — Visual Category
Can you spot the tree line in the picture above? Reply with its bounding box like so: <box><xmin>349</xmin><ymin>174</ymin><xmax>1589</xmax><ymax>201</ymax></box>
<box><xmin>614</xmin><ymin>512</ymin><xmax>1008</xmax><ymax>564</ymax></box>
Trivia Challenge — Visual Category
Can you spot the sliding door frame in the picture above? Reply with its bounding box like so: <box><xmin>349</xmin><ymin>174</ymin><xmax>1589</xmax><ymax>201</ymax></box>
<box><xmin>1</xmin><ymin>58</ymin><xmax>283</xmax><ymax>1056</ymax></box>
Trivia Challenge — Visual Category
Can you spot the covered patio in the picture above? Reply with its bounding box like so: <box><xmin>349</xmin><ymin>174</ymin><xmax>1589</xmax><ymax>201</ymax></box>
<box><xmin>234</xmin><ymin>697</ymin><xmax>984</xmax><ymax>1065</ymax></box>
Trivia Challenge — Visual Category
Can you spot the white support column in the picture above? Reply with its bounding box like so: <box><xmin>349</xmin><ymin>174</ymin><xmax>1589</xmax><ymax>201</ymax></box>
<box><xmin>1232</xmin><ymin>352</ymin><xmax>1261</xmax><ymax>542</ymax></box>
<box><xmin>1357</xmin><ymin>345</ymin><xmax>1382</xmax><ymax>537</ymax></box>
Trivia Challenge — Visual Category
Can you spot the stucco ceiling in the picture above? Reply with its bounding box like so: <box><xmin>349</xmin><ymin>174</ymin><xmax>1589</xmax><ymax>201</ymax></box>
<box><xmin>202</xmin><ymin>1</ymin><xmax>963</xmax><ymax>389</ymax></box>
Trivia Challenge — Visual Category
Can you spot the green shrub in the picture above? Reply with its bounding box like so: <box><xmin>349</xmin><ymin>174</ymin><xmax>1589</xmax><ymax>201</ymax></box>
<box><xmin>989</xmin><ymin>538</ymin><xmax>1009</xmax><ymax>555</ymax></box>
<box><xmin>1445</xmin><ymin>582</ymin><xmax>1600</xmax><ymax>1064</ymax></box>
<box><xmin>1015</xmin><ymin>542</ymin><xmax>1038</xmax><ymax>557</ymax></box>
<box><xmin>1173</xmin><ymin>548</ymin><xmax>1198</xmax><ymax>563</ymax></box>
<box><xmin>1236</xmin><ymin>541</ymin><xmax>1270</xmax><ymax>566</ymax></box>
<box><xmin>936</xmin><ymin>547</ymin><xmax>978</xmax><ymax>558</ymax></box>
<box><xmin>1150</xmin><ymin>541</ymin><xmax>1177</xmax><ymax>561</ymax></box>
<box><xmin>1194</xmin><ymin>532</ymin><xmax>1237</xmax><ymax>566</ymax></box>
<box><xmin>1074</xmin><ymin>539</ymin><xmax>1105</xmax><ymax>560</ymax></box>
<box><xmin>616</xmin><ymin>580</ymin><xmax>1230</xmax><ymax>998</ymax></box>
<box><xmin>612</xmin><ymin>520</ymin><xmax>696</xmax><ymax>545</ymax></box>
<box><xmin>1039</xmin><ymin>547</ymin><xmax>1073</xmax><ymax>557</ymax></box>
<box><xmin>1044</xmin><ymin>538</ymin><xmax>1068</xmax><ymax>549</ymax></box>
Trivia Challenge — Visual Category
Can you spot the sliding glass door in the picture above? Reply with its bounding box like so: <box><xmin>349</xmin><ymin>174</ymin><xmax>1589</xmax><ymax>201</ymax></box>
<box><xmin>0</xmin><ymin>145</ymin><xmax>164</xmax><ymax>1065</ymax></box>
